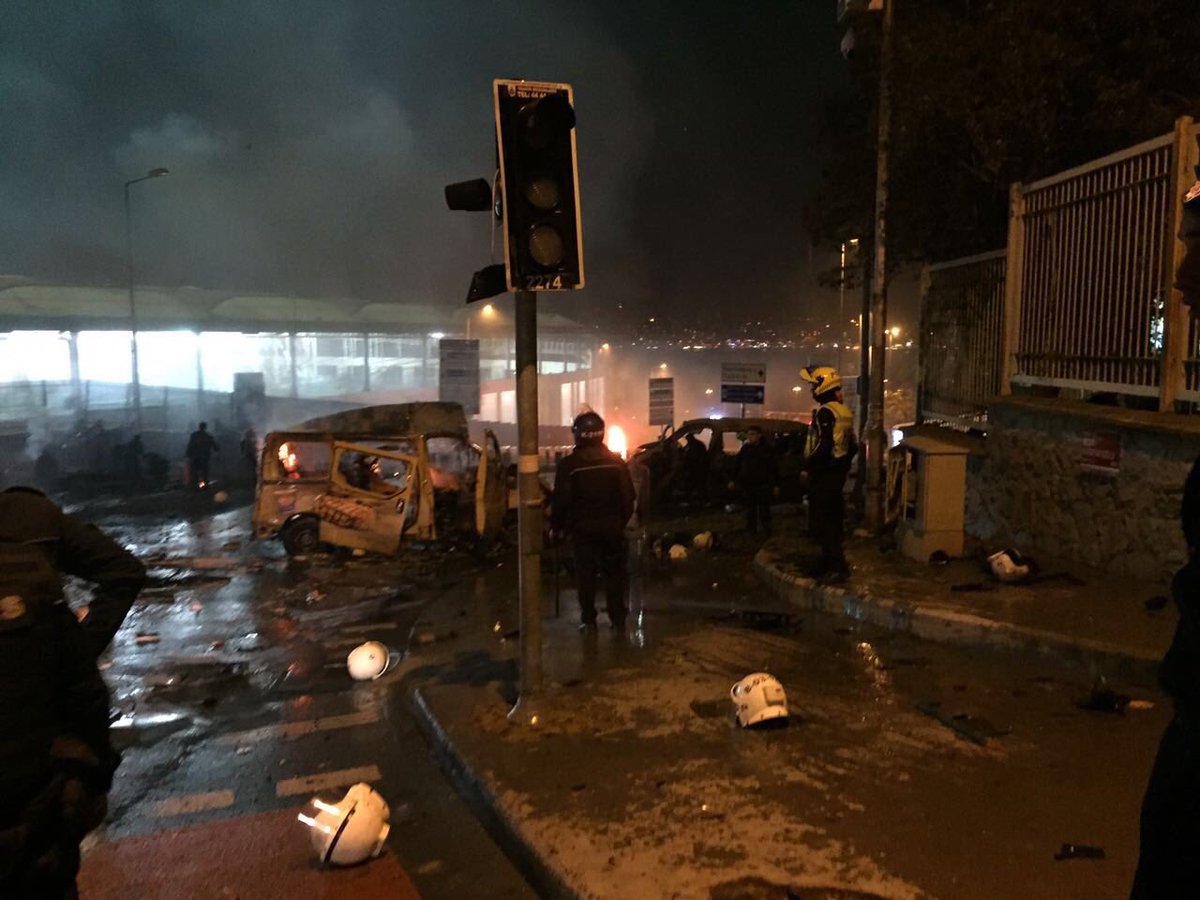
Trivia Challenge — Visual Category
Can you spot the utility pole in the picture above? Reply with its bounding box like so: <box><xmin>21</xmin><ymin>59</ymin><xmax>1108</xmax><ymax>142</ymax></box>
<box><xmin>865</xmin><ymin>0</ymin><xmax>894</xmax><ymax>531</ymax></box>
<box><xmin>123</xmin><ymin>167</ymin><xmax>169</xmax><ymax>434</ymax></box>
<box><xmin>510</xmin><ymin>289</ymin><xmax>544</xmax><ymax>722</ymax></box>
<box><xmin>447</xmin><ymin>80</ymin><xmax>583</xmax><ymax>726</ymax></box>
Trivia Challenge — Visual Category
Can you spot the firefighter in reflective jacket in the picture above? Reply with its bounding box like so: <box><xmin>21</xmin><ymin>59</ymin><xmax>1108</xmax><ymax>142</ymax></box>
<box><xmin>800</xmin><ymin>367</ymin><xmax>857</xmax><ymax>584</ymax></box>
<box><xmin>0</xmin><ymin>487</ymin><xmax>146</xmax><ymax>898</ymax></box>
<box><xmin>551</xmin><ymin>412</ymin><xmax>636</xmax><ymax>633</ymax></box>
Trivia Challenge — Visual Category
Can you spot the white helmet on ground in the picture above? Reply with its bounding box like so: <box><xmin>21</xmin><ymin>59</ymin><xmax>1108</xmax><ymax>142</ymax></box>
<box><xmin>298</xmin><ymin>783</ymin><xmax>391</xmax><ymax>866</ymax></box>
<box><xmin>730</xmin><ymin>672</ymin><xmax>789</xmax><ymax>727</ymax></box>
<box><xmin>347</xmin><ymin>641</ymin><xmax>391</xmax><ymax>680</ymax></box>
<box><xmin>988</xmin><ymin>548</ymin><xmax>1033</xmax><ymax>584</ymax></box>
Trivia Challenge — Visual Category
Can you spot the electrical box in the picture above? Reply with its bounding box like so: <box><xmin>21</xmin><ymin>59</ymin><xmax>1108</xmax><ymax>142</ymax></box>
<box><xmin>895</xmin><ymin>434</ymin><xmax>968</xmax><ymax>562</ymax></box>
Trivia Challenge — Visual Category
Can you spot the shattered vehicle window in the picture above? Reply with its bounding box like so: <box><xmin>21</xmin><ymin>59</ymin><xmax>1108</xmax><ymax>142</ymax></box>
<box><xmin>339</xmin><ymin>451</ymin><xmax>411</xmax><ymax>495</ymax></box>
<box><xmin>427</xmin><ymin>436</ymin><xmax>475</xmax><ymax>491</ymax></box>
<box><xmin>273</xmin><ymin>440</ymin><xmax>332</xmax><ymax>480</ymax></box>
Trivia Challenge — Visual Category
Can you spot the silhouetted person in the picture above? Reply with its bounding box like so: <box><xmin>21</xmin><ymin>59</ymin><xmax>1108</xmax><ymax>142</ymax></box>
<box><xmin>731</xmin><ymin>426</ymin><xmax>776</xmax><ymax>537</ymax></box>
<box><xmin>800</xmin><ymin>366</ymin><xmax>858</xmax><ymax>584</ymax></box>
<box><xmin>1130</xmin><ymin>472</ymin><xmax>1200</xmax><ymax>894</ymax></box>
<box><xmin>0</xmin><ymin>486</ymin><xmax>145</xmax><ymax>898</ymax></box>
<box><xmin>551</xmin><ymin>412</ymin><xmax>636</xmax><ymax>633</ymax></box>
<box><xmin>683</xmin><ymin>432</ymin><xmax>708</xmax><ymax>501</ymax></box>
<box><xmin>240</xmin><ymin>428</ymin><xmax>259</xmax><ymax>485</ymax></box>
<box><xmin>185</xmin><ymin>422</ymin><xmax>218</xmax><ymax>489</ymax></box>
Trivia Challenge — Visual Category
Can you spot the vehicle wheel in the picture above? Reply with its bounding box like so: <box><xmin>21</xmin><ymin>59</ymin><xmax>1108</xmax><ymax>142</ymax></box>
<box><xmin>281</xmin><ymin>517</ymin><xmax>319</xmax><ymax>556</ymax></box>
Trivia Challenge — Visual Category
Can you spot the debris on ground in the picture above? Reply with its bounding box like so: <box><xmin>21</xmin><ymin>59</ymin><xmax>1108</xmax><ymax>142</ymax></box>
<box><xmin>414</xmin><ymin>630</ymin><xmax>459</xmax><ymax>646</ymax></box>
<box><xmin>928</xmin><ymin>550</ymin><xmax>951</xmax><ymax>566</ymax></box>
<box><xmin>189</xmin><ymin>601</ymin><xmax>204</xmax><ymax>614</ymax></box>
<box><xmin>668</xmin><ymin>544</ymin><xmax>689</xmax><ymax>561</ymax></box>
<box><xmin>1128</xmin><ymin>699</ymin><xmax>1156</xmax><ymax>711</ymax></box>
<box><xmin>221</xmin><ymin>541</ymin><xmax>241</xmax><ymax>552</ymax></box>
<box><xmin>305</xmin><ymin>590</ymin><xmax>325</xmax><ymax>604</ymax></box>
<box><xmin>1145</xmin><ymin>595</ymin><xmax>1169</xmax><ymax>611</ymax></box>
<box><xmin>987</xmin><ymin>548</ymin><xmax>1035</xmax><ymax>583</ymax></box>
<box><xmin>692</xmin><ymin>531</ymin><xmax>715</xmax><ymax>551</ymax></box>
<box><xmin>209</xmin><ymin>640</ymin><xmax>226</xmax><ymax>651</ymax></box>
<box><xmin>134</xmin><ymin>632</ymin><xmax>161</xmax><ymax>645</ymax></box>
<box><xmin>1077</xmin><ymin>678</ymin><xmax>1131</xmax><ymax>714</ymax></box>
<box><xmin>1054</xmin><ymin>842</ymin><xmax>1106</xmax><ymax>861</ymax></box>
<box><xmin>297</xmin><ymin>783</ymin><xmax>390</xmax><ymax>866</ymax></box>
<box><xmin>916</xmin><ymin>701</ymin><xmax>1010</xmax><ymax>746</ymax></box>
<box><xmin>950</xmin><ymin>582</ymin><xmax>995</xmax><ymax>593</ymax></box>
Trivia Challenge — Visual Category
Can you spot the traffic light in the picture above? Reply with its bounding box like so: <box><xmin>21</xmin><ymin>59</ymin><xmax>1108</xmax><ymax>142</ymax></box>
<box><xmin>493</xmin><ymin>79</ymin><xmax>584</xmax><ymax>293</ymax></box>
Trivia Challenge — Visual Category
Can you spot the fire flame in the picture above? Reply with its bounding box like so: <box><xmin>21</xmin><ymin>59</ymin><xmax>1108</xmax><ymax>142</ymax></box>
<box><xmin>278</xmin><ymin>442</ymin><xmax>299</xmax><ymax>476</ymax></box>
<box><xmin>607</xmin><ymin>424</ymin><xmax>628</xmax><ymax>460</ymax></box>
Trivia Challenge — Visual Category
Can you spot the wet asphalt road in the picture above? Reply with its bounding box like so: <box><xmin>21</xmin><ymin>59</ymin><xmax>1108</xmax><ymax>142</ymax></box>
<box><xmin>76</xmin><ymin>495</ymin><xmax>535</xmax><ymax>900</ymax></box>
<box><xmin>71</xmin><ymin>495</ymin><xmax>1171</xmax><ymax>898</ymax></box>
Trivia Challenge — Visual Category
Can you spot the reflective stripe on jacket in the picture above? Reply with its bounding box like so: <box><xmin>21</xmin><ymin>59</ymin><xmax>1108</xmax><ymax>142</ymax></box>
<box><xmin>805</xmin><ymin>400</ymin><xmax>856</xmax><ymax>462</ymax></box>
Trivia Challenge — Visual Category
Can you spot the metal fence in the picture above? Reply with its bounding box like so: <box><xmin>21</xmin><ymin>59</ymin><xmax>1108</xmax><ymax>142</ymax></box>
<box><xmin>1004</xmin><ymin>117</ymin><xmax>1199</xmax><ymax>407</ymax></box>
<box><xmin>919</xmin><ymin>250</ymin><xmax>1006</xmax><ymax>425</ymax></box>
<box><xmin>918</xmin><ymin>117</ymin><xmax>1200</xmax><ymax>419</ymax></box>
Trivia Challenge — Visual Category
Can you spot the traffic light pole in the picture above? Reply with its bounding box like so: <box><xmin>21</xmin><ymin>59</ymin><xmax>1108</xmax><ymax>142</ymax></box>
<box><xmin>865</xmin><ymin>0</ymin><xmax>894</xmax><ymax>532</ymax></box>
<box><xmin>509</xmin><ymin>289</ymin><xmax>544</xmax><ymax>724</ymax></box>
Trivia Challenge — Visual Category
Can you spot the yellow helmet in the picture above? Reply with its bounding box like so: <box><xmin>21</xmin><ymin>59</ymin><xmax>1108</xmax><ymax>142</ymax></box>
<box><xmin>799</xmin><ymin>365</ymin><xmax>841</xmax><ymax>396</ymax></box>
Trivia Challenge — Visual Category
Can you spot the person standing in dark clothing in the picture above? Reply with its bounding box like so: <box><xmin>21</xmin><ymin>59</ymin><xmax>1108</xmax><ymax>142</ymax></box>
<box><xmin>551</xmin><ymin>411</ymin><xmax>636</xmax><ymax>633</ymax></box>
<box><xmin>0</xmin><ymin>486</ymin><xmax>146</xmax><ymax>899</ymax></box>
<box><xmin>731</xmin><ymin>426</ymin><xmax>776</xmax><ymax>537</ymax></box>
<box><xmin>683</xmin><ymin>432</ymin><xmax>709</xmax><ymax>502</ymax></box>
<box><xmin>185</xmin><ymin>421</ymin><xmax>219</xmax><ymax>489</ymax></box>
<box><xmin>1130</xmin><ymin>456</ymin><xmax>1200</xmax><ymax>898</ymax></box>
<box><xmin>799</xmin><ymin>366</ymin><xmax>858</xmax><ymax>584</ymax></box>
<box><xmin>240</xmin><ymin>428</ymin><xmax>259</xmax><ymax>486</ymax></box>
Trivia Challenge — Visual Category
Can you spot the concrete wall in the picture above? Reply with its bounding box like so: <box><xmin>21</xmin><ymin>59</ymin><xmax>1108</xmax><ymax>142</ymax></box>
<box><xmin>965</xmin><ymin>397</ymin><xmax>1200</xmax><ymax>581</ymax></box>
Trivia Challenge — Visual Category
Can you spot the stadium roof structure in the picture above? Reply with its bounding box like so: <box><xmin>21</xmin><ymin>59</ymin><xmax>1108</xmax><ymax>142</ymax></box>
<box><xmin>0</xmin><ymin>277</ymin><xmax>595</xmax><ymax>336</ymax></box>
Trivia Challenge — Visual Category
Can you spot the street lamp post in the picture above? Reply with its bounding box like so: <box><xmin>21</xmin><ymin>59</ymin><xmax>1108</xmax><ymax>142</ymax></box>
<box><xmin>124</xmin><ymin>167</ymin><xmax>169</xmax><ymax>434</ymax></box>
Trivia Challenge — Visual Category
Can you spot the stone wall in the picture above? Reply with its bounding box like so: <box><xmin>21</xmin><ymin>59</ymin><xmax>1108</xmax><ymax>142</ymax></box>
<box><xmin>964</xmin><ymin>397</ymin><xmax>1200</xmax><ymax>581</ymax></box>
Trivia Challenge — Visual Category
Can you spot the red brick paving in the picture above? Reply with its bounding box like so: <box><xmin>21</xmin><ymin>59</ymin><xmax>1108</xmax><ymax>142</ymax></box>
<box><xmin>79</xmin><ymin>807</ymin><xmax>420</xmax><ymax>900</ymax></box>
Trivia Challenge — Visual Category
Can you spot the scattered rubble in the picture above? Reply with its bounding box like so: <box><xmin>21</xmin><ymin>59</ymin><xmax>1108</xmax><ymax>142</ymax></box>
<box><xmin>916</xmin><ymin>701</ymin><xmax>1010</xmax><ymax>745</ymax></box>
<box><xmin>1077</xmin><ymin>678</ymin><xmax>1131</xmax><ymax>714</ymax></box>
<box><xmin>1054</xmin><ymin>842</ymin><xmax>1106</xmax><ymax>861</ymax></box>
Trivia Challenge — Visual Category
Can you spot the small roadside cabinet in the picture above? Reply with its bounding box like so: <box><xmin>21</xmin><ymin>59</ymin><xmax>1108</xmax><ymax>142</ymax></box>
<box><xmin>896</xmin><ymin>434</ymin><xmax>969</xmax><ymax>562</ymax></box>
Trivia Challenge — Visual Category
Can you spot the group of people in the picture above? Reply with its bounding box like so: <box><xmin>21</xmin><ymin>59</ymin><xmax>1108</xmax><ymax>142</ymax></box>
<box><xmin>549</xmin><ymin>364</ymin><xmax>859</xmax><ymax>632</ymax></box>
<box><xmin>726</xmin><ymin>364</ymin><xmax>857</xmax><ymax>583</ymax></box>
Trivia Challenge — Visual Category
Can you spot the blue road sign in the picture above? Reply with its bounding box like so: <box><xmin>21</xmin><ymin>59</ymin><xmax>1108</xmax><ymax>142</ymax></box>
<box><xmin>720</xmin><ymin>384</ymin><xmax>765</xmax><ymax>405</ymax></box>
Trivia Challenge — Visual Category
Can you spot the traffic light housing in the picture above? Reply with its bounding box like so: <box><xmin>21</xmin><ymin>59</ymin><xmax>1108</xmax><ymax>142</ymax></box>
<box><xmin>494</xmin><ymin>79</ymin><xmax>584</xmax><ymax>292</ymax></box>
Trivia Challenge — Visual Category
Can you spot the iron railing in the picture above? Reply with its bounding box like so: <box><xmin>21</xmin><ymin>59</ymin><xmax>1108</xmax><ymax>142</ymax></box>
<box><xmin>1002</xmin><ymin>118</ymin><xmax>1199</xmax><ymax>407</ymax></box>
<box><xmin>919</xmin><ymin>250</ymin><xmax>1006</xmax><ymax>426</ymax></box>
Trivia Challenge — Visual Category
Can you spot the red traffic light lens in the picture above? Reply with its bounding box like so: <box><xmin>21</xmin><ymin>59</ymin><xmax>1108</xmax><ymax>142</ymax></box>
<box><xmin>529</xmin><ymin>225</ymin><xmax>564</xmax><ymax>267</ymax></box>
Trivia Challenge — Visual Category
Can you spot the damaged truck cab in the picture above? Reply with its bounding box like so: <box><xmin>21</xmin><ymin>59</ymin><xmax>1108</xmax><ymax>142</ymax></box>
<box><xmin>251</xmin><ymin>402</ymin><xmax>507</xmax><ymax>556</ymax></box>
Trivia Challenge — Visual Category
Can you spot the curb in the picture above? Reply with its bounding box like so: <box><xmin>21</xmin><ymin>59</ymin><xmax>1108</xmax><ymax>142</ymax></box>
<box><xmin>753</xmin><ymin>548</ymin><xmax>1162</xmax><ymax>683</ymax></box>
<box><xmin>408</xmin><ymin>686</ymin><xmax>579</xmax><ymax>900</ymax></box>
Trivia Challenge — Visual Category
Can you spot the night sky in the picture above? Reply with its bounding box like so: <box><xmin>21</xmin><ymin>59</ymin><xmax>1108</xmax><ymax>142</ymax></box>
<box><xmin>0</xmin><ymin>1</ymin><xmax>846</xmax><ymax>329</ymax></box>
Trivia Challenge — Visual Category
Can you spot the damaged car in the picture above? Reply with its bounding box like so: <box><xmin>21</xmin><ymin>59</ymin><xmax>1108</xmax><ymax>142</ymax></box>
<box><xmin>629</xmin><ymin>416</ymin><xmax>810</xmax><ymax>510</ymax></box>
<box><xmin>251</xmin><ymin>402</ymin><xmax>508</xmax><ymax>555</ymax></box>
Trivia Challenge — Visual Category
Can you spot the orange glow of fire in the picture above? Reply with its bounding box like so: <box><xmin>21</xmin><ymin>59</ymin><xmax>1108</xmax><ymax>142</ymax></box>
<box><xmin>278</xmin><ymin>442</ymin><xmax>299</xmax><ymax>476</ymax></box>
<box><xmin>607</xmin><ymin>424</ymin><xmax>628</xmax><ymax>460</ymax></box>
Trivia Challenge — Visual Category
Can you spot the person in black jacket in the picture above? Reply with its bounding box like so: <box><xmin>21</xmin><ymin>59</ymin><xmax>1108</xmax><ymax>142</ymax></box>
<box><xmin>0</xmin><ymin>487</ymin><xmax>145</xmax><ymax>899</ymax></box>
<box><xmin>551</xmin><ymin>412</ymin><xmax>636</xmax><ymax>633</ymax></box>
<box><xmin>730</xmin><ymin>426</ymin><xmax>776</xmax><ymax>538</ymax></box>
<box><xmin>1130</xmin><ymin>457</ymin><xmax>1200</xmax><ymax>898</ymax></box>
<box><xmin>185</xmin><ymin>422</ymin><xmax>219</xmax><ymax>489</ymax></box>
